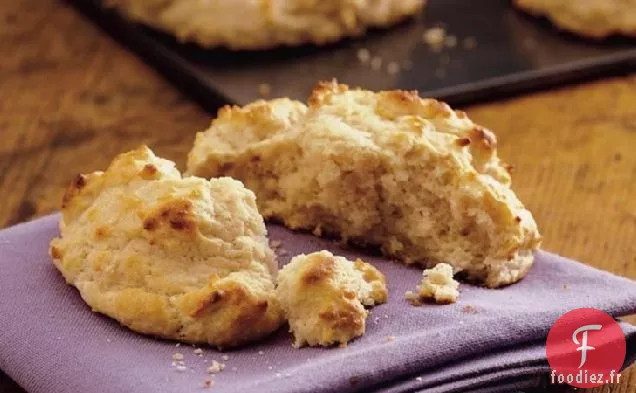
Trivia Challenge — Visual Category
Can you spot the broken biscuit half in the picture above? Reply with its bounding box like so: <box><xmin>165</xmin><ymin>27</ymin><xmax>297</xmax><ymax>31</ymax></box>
<box><xmin>187</xmin><ymin>81</ymin><xmax>541</xmax><ymax>288</ymax></box>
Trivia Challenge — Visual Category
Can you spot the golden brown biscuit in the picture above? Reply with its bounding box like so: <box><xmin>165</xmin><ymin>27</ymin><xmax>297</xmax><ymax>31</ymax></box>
<box><xmin>514</xmin><ymin>0</ymin><xmax>636</xmax><ymax>39</ymax></box>
<box><xmin>50</xmin><ymin>146</ymin><xmax>283</xmax><ymax>348</ymax></box>
<box><xmin>103</xmin><ymin>0</ymin><xmax>425</xmax><ymax>50</ymax></box>
<box><xmin>187</xmin><ymin>81</ymin><xmax>542</xmax><ymax>288</ymax></box>
<box><xmin>275</xmin><ymin>251</ymin><xmax>387</xmax><ymax>347</ymax></box>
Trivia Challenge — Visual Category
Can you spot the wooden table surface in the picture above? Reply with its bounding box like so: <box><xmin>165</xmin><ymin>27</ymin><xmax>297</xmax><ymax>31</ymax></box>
<box><xmin>1</xmin><ymin>0</ymin><xmax>635</xmax><ymax>392</ymax></box>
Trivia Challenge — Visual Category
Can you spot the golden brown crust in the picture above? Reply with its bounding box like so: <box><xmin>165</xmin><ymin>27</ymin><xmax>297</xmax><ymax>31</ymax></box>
<box><xmin>50</xmin><ymin>146</ymin><xmax>283</xmax><ymax>348</ymax></box>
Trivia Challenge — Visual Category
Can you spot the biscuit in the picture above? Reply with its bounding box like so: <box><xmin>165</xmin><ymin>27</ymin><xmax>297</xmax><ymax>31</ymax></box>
<box><xmin>187</xmin><ymin>81</ymin><xmax>542</xmax><ymax>288</ymax></box>
<box><xmin>49</xmin><ymin>146</ymin><xmax>283</xmax><ymax>348</ymax></box>
<box><xmin>514</xmin><ymin>0</ymin><xmax>636</xmax><ymax>39</ymax></box>
<box><xmin>103</xmin><ymin>0</ymin><xmax>425</xmax><ymax>50</ymax></box>
<box><xmin>405</xmin><ymin>263</ymin><xmax>459</xmax><ymax>305</ymax></box>
<box><xmin>275</xmin><ymin>251</ymin><xmax>387</xmax><ymax>347</ymax></box>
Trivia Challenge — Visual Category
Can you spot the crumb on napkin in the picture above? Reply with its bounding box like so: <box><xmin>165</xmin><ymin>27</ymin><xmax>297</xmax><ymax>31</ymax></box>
<box><xmin>405</xmin><ymin>263</ymin><xmax>460</xmax><ymax>305</ymax></box>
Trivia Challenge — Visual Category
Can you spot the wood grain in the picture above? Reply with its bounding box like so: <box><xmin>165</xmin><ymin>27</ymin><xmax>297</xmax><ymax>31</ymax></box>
<box><xmin>0</xmin><ymin>0</ymin><xmax>634</xmax><ymax>392</ymax></box>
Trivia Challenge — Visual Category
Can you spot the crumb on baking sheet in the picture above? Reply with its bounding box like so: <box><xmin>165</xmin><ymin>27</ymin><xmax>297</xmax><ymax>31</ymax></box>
<box><xmin>258</xmin><ymin>350</ymin><xmax>264</xmax><ymax>355</ymax></box>
<box><xmin>194</xmin><ymin>348</ymin><xmax>203</xmax><ymax>355</ymax></box>
<box><xmin>258</xmin><ymin>83</ymin><xmax>272</xmax><ymax>97</ymax></box>
<box><xmin>416</xmin><ymin>377</ymin><xmax>423</xmax><ymax>382</ymax></box>
<box><xmin>384</xmin><ymin>335</ymin><xmax>396</xmax><ymax>342</ymax></box>
<box><xmin>175</xmin><ymin>365</ymin><xmax>187</xmax><ymax>372</ymax></box>
<box><xmin>357</xmin><ymin>48</ymin><xmax>371</xmax><ymax>64</ymax></box>
<box><xmin>462</xmin><ymin>36</ymin><xmax>477</xmax><ymax>50</ymax></box>
<box><xmin>370</xmin><ymin>56</ymin><xmax>383</xmax><ymax>71</ymax></box>
<box><xmin>387</xmin><ymin>62</ymin><xmax>400</xmax><ymax>75</ymax></box>
<box><xmin>221</xmin><ymin>354</ymin><xmax>230</xmax><ymax>361</ymax></box>
<box><xmin>444</xmin><ymin>35</ymin><xmax>457</xmax><ymax>48</ymax></box>
<box><xmin>422</xmin><ymin>27</ymin><xmax>446</xmax><ymax>51</ymax></box>
<box><xmin>462</xmin><ymin>304</ymin><xmax>477</xmax><ymax>313</ymax></box>
<box><xmin>270</xmin><ymin>240</ymin><xmax>282</xmax><ymax>249</ymax></box>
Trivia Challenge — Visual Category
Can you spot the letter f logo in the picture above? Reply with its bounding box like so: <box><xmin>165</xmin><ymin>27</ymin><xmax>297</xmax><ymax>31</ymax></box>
<box><xmin>573</xmin><ymin>324</ymin><xmax>602</xmax><ymax>368</ymax></box>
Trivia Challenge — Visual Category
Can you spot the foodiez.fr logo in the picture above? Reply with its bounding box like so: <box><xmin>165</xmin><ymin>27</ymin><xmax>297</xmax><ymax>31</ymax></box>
<box><xmin>546</xmin><ymin>308</ymin><xmax>626</xmax><ymax>388</ymax></box>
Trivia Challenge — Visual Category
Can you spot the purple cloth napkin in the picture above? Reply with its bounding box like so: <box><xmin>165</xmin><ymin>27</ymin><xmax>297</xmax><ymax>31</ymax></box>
<box><xmin>1</xmin><ymin>214</ymin><xmax>635</xmax><ymax>393</ymax></box>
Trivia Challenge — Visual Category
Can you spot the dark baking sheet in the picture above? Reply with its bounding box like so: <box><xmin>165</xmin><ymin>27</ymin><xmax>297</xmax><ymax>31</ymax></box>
<box><xmin>72</xmin><ymin>0</ymin><xmax>636</xmax><ymax>111</ymax></box>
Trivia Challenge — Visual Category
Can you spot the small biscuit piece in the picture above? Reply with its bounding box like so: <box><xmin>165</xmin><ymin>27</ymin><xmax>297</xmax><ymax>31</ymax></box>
<box><xmin>49</xmin><ymin>146</ymin><xmax>283</xmax><ymax>348</ymax></box>
<box><xmin>103</xmin><ymin>0</ymin><xmax>425</xmax><ymax>50</ymax></box>
<box><xmin>275</xmin><ymin>251</ymin><xmax>387</xmax><ymax>348</ymax></box>
<box><xmin>405</xmin><ymin>263</ymin><xmax>459</xmax><ymax>305</ymax></box>
<box><xmin>513</xmin><ymin>0</ymin><xmax>636</xmax><ymax>39</ymax></box>
<box><xmin>187</xmin><ymin>81</ymin><xmax>541</xmax><ymax>288</ymax></box>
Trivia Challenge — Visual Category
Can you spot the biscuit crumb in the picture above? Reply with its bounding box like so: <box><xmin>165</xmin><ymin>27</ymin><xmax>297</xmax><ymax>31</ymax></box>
<box><xmin>258</xmin><ymin>83</ymin><xmax>272</xmax><ymax>97</ymax></box>
<box><xmin>384</xmin><ymin>335</ymin><xmax>396</xmax><ymax>342</ymax></box>
<box><xmin>175</xmin><ymin>365</ymin><xmax>187</xmax><ymax>372</ymax></box>
<box><xmin>203</xmin><ymin>379</ymin><xmax>215</xmax><ymax>389</ymax></box>
<box><xmin>387</xmin><ymin>62</ymin><xmax>400</xmax><ymax>75</ymax></box>
<box><xmin>207</xmin><ymin>360</ymin><xmax>225</xmax><ymax>374</ymax></box>
<box><xmin>258</xmin><ymin>350</ymin><xmax>264</xmax><ymax>355</ymax></box>
<box><xmin>357</xmin><ymin>48</ymin><xmax>371</xmax><ymax>64</ymax></box>
<box><xmin>370</xmin><ymin>56</ymin><xmax>383</xmax><ymax>71</ymax></box>
<box><xmin>444</xmin><ymin>35</ymin><xmax>457</xmax><ymax>48</ymax></box>
<box><xmin>172</xmin><ymin>352</ymin><xmax>184</xmax><ymax>361</ymax></box>
<box><xmin>406</xmin><ymin>263</ymin><xmax>459</xmax><ymax>304</ymax></box>
<box><xmin>194</xmin><ymin>348</ymin><xmax>203</xmax><ymax>355</ymax></box>
<box><xmin>270</xmin><ymin>240</ymin><xmax>282</xmax><ymax>249</ymax></box>
<box><xmin>221</xmin><ymin>354</ymin><xmax>230</xmax><ymax>361</ymax></box>
<box><xmin>175</xmin><ymin>343</ymin><xmax>181</xmax><ymax>347</ymax></box>
<box><xmin>416</xmin><ymin>377</ymin><xmax>423</xmax><ymax>382</ymax></box>
<box><xmin>423</xmin><ymin>27</ymin><xmax>445</xmax><ymax>49</ymax></box>
<box><xmin>462</xmin><ymin>36</ymin><xmax>477</xmax><ymax>50</ymax></box>
<box><xmin>462</xmin><ymin>304</ymin><xmax>477</xmax><ymax>313</ymax></box>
